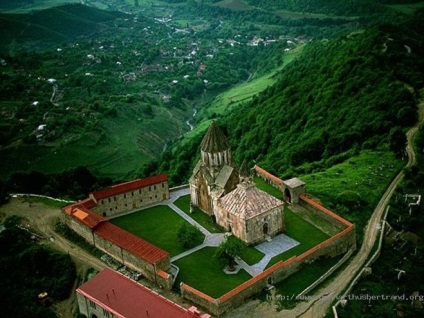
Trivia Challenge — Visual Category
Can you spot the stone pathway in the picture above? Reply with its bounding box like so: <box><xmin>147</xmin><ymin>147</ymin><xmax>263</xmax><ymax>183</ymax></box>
<box><xmin>161</xmin><ymin>187</ymin><xmax>300</xmax><ymax>276</ymax></box>
<box><xmin>163</xmin><ymin>187</ymin><xmax>227</xmax><ymax>262</ymax></box>
<box><xmin>253</xmin><ymin>234</ymin><xmax>300</xmax><ymax>272</ymax></box>
<box><xmin>171</xmin><ymin>233</ymin><xmax>227</xmax><ymax>262</ymax></box>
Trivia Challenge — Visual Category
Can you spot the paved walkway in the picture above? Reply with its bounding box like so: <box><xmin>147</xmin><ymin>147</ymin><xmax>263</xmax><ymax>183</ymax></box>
<box><xmin>163</xmin><ymin>187</ymin><xmax>228</xmax><ymax>262</ymax></box>
<box><xmin>234</xmin><ymin>234</ymin><xmax>300</xmax><ymax>276</ymax></box>
<box><xmin>158</xmin><ymin>187</ymin><xmax>300</xmax><ymax>276</ymax></box>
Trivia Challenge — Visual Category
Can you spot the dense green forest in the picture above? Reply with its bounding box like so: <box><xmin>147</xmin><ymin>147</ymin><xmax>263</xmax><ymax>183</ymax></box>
<box><xmin>0</xmin><ymin>216</ymin><xmax>76</xmax><ymax>318</ymax></box>
<box><xmin>153</xmin><ymin>9</ymin><xmax>424</xmax><ymax>185</ymax></box>
<box><xmin>0</xmin><ymin>1</ymin><xmax>423</xmax><ymax>191</ymax></box>
<box><xmin>1</xmin><ymin>1</ymin><xmax>424</xmax><ymax>316</ymax></box>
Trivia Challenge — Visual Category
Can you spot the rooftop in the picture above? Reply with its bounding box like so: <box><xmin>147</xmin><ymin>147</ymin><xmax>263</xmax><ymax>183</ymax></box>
<box><xmin>200</xmin><ymin>122</ymin><xmax>230</xmax><ymax>153</ymax></box>
<box><xmin>77</xmin><ymin>268</ymin><xmax>210</xmax><ymax>318</ymax></box>
<box><xmin>219</xmin><ymin>181</ymin><xmax>283</xmax><ymax>219</ymax></box>
<box><xmin>94</xmin><ymin>222</ymin><xmax>169</xmax><ymax>264</ymax></box>
<box><xmin>90</xmin><ymin>174</ymin><xmax>167</xmax><ymax>200</ymax></box>
<box><xmin>284</xmin><ymin>177</ymin><xmax>306</xmax><ymax>189</ymax></box>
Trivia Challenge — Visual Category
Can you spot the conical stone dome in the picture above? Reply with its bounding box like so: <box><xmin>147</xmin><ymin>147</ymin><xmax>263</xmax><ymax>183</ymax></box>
<box><xmin>200</xmin><ymin>121</ymin><xmax>230</xmax><ymax>153</ymax></box>
<box><xmin>200</xmin><ymin>122</ymin><xmax>232</xmax><ymax>167</ymax></box>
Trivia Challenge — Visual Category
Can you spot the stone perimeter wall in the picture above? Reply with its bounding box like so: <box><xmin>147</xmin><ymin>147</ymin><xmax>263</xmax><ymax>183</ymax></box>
<box><xmin>64</xmin><ymin>215</ymin><xmax>173</xmax><ymax>288</ymax></box>
<box><xmin>180</xmin><ymin>167</ymin><xmax>356</xmax><ymax>316</ymax></box>
<box><xmin>61</xmin><ymin>183</ymin><xmax>177</xmax><ymax>290</ymax></box>
<box><xmin>181</xmin><ymin>225</ymin><xmax>355</xmax><ymax>316</ymax></box>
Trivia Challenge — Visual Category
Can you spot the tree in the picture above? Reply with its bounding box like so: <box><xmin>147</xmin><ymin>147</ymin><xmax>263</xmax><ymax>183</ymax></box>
<box><xmin>389</xmin><ymin>127</ymin><xmax>407</xmax><ymax>157</ymax></box>
<box><xmin>215</xmin><ymin>236</ymin><xmax>245</xmax><ymax>271</ymax></box>
<box><xmin>177</xmin><ymin>222</ymin><xmax>200</xmax><ymax>248</ymax></box>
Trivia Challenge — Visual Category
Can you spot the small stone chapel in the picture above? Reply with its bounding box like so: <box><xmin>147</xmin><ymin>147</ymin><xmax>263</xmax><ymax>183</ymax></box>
<box><xmin>189</xmin><ymin>122</ymin><xmax>284</xmax><ymax>245</ymax></box>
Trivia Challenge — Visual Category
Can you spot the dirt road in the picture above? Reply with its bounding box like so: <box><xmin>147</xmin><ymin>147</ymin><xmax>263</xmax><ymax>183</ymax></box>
<box><xmin>225</xmin><ymin>100</ymin><xmax>424</xmax><ymax>318</ymax></box>
<box><xmin>0</xmin><ymin>198</ymin><xmax>107</xmax><ymax>317</ymax></box>
<box><xmin>2</xmin><ymin>103</ymin><xmax>422</xmax><ymax>318</ymax></box>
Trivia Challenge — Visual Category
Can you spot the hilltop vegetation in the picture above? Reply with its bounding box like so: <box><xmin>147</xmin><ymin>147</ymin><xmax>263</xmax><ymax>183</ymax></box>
<box><xmin>0</xmin><ymin>216</ymin><xmax>76</xmax><ymax>317</ymax></box>
<box><xmin>335</xmin><ymin>115</ymin><xmax>424</xmax><ymax>318</ymax></box>
<box><xmin>0</xmin><ymin>1</ymin><xmax>422</xmax><ymax>190</ymax></box>
<box><xmin>0</xmin><ymin>3</ymin><xmax>292</xmax><ymax>180</ymax></box>
<box><xmin>0</xmin><ymin>0</ymin><xmax>377</xmax><ymax>183</ymax></box>
<box><xmin>0</xmin><ymin>4</ymin><xmax>127</xmax><ymax>54</ymax></box>
<box><xmin>154</xmin><ymin>9</ymin><xmax>424</xmax><ymax>185</ymax></box>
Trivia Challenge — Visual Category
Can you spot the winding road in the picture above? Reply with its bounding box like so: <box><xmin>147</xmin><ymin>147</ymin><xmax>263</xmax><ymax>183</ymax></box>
<box><xmin>1</xmin><ymin>100</ymin><xmax>422</xmax><ymax>318</ymax></box>
<box><xmin>226</xmin><ymin>98</ymin><xmax>424</xmax><ymax>318</ymax></box>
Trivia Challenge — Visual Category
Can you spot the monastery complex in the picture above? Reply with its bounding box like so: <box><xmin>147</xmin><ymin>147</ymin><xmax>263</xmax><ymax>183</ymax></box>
<box><xmin>63</xmin><ymin>122</ymin><xmax>356</xmax><ymax>317</ymax></box>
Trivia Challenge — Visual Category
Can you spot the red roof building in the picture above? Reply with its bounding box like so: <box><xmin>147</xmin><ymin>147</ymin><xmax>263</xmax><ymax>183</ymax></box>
<box><xmin>90</xmin><ymin>174</ymin><xmax>168</xmax><ymax>201</ymax></box>
<box><xmin>94</xmin><ymin>222</ymin><xmax>169</xmax><ymax>264</ymax></box>
<box><xmin>61</xmin><ymin>174</ymin><xmax>171</xmax><ymax>286</ymax></box>
<box><xmin>77</xmin><ymin>268</ymin><xmax>210</xmax><ymax>318</ymax></box>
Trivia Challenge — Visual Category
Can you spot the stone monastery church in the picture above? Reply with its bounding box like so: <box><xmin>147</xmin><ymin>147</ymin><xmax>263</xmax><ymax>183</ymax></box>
<box><xmin>189</xmin><ymin>122</ymin><xmax>284</xmax><ymax>245</ymax></box>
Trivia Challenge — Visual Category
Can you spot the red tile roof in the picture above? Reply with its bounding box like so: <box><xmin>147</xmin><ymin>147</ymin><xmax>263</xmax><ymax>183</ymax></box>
<box><xmin>72</xmin><ymin>207</ymin><xmax>105</xmax><ymax>229</ymax></box>
<box><xmin>63</xmin><ymin>204</ymin><xmax>105</xmax><ymax>229</ymax></box>
<box><xmin>91</xmin><ymin>174</ymin><xmax>168</xmax><ymax>201</ymax></box>
<box><xmin>254</xmin><ymin>165</ymin><xmax>283</xmax><ymax>185</ymax></box>
<box><xmin>94</xmin><ymin>222</ymin><xmax>169</xmax><ymax>264</ymax></box>
<box><xmin>77</xmin><ymin>268</ymin><xmax>209</xmax><ymax>318</ymax></box>
<box><xmin>63</xmin><ymin>198</ymin><xmax>97</xmax><ymax>215</ymax></box>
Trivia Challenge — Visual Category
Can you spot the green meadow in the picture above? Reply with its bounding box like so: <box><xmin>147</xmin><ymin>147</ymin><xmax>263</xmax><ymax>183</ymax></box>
<box><xmin>205</xmin><ymin>46</ymin><xmax>304</xmax><ymax>117</ymax></box>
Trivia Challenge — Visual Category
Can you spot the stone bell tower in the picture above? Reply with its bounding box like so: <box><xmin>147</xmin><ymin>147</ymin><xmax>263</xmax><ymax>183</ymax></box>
<box><xmin>189</xmin><ymin>122</ymin><xmax>239</xmax><ymax>216</ymax></box>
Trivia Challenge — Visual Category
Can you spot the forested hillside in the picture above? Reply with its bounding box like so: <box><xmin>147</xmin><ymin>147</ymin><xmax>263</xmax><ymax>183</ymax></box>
<box><xmin>153</xmin><ymin>9</ymin><xmax>424</xmax><ymax>184</ymax></box>
<box><xmin>1</xmin><ymin>1</ymin><xmax>422</xmax><ymax>196</ymax></box>
<box><xmin>0</xmin><ymin>4</ymin><xmax>127</xmax><ymax>54</ymax></box>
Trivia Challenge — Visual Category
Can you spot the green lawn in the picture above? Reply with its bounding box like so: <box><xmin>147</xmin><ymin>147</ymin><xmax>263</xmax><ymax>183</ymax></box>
<box><xmin>267</xmin><ymin>209</ymin><xmax>330</xmax><ymax>267</ymax></box>
<box><xmin>110</xmin><ymin>205</ymin><xmax>204</xmax><ymax>256</ymax></box>
<box><xmin>254</xmin><ymin>176</ymin><xmax>283</xmax><ymax>200</ymax></box>
<box><xmin>173</xmin><ymin>195</ymin><xmax>223</xmax><ymax>233</ymax></box>
<box><xmin>240</xmin><ymin>246</ymin><xmax>265</xmax><ymax>266</ymax></box>
<box><xmin>267</xmin><ymin>255</ymin><xmax>343</xmax><ymax>309</ymax></box>
<box><xmin>174</xmin><ymin>247</ymin><xmax>252</xmax><ymax>298</ymax></box>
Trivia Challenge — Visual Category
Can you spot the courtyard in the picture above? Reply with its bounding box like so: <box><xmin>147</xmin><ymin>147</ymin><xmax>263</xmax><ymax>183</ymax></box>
<box><xmin>109</xmin><ymin>188</ymin><xmax>334</xmax><ymax>297</ymax></box>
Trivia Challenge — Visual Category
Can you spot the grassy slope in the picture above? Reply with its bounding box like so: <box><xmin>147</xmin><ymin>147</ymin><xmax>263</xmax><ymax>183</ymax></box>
<box><xmin>206</xmin><ymin>46</ymin><xmax>304</xmax><ymax>116</ymax></box>
<box><xmin>0</xmin><ymin>4</ymin><xmax>127</xmax><ymax>53</ymax></box>
<box><xmin>179</xmin><ymin>45</ymin><xmax>304</xmax><ymax>149</ymax></box>
<box><xmin>301</xmin><ymin>149</ymin><xmax>403</xmax><ymax>241</ymax></box>
<box><xmin>0</xmin><ymin>103</ymin><xmax>187</xmax><ymax>180</ymax></box>
<box><xmin>0</xmin><ymin>0</ymin><xmax>80</xmax><ymax>12</ymax></box>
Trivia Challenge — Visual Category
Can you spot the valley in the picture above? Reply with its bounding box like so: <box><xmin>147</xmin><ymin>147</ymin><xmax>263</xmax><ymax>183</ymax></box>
<box><xmin>0</xmin><ymin>1</ymin><xmax>312</xmax><ymax>180</ymax></box>
<box><xmin>1</xmin><ymin>1</ymin><xmax>424</xmax><ymax>317</ymax></box>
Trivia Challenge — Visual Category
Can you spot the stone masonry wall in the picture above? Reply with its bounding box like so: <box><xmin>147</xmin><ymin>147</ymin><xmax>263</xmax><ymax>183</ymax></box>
<box><xmin>91</xmin><ymin>181</ymin><xmax>169</xmax><ymax>218</ymax></box>
<box><xmin>180</xmin><ymin>217</ymin><xmax>355</xmax><ymax>316</ymax></box>
<box><xmin>68</xmin><ymin>218</ymin><xmax>95</xmax><ymax>245</ymax></box>
<box><xmin>299</xmin><ymin>195</ymin><xmax>353</xmax><ymax>231</ymax></box>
